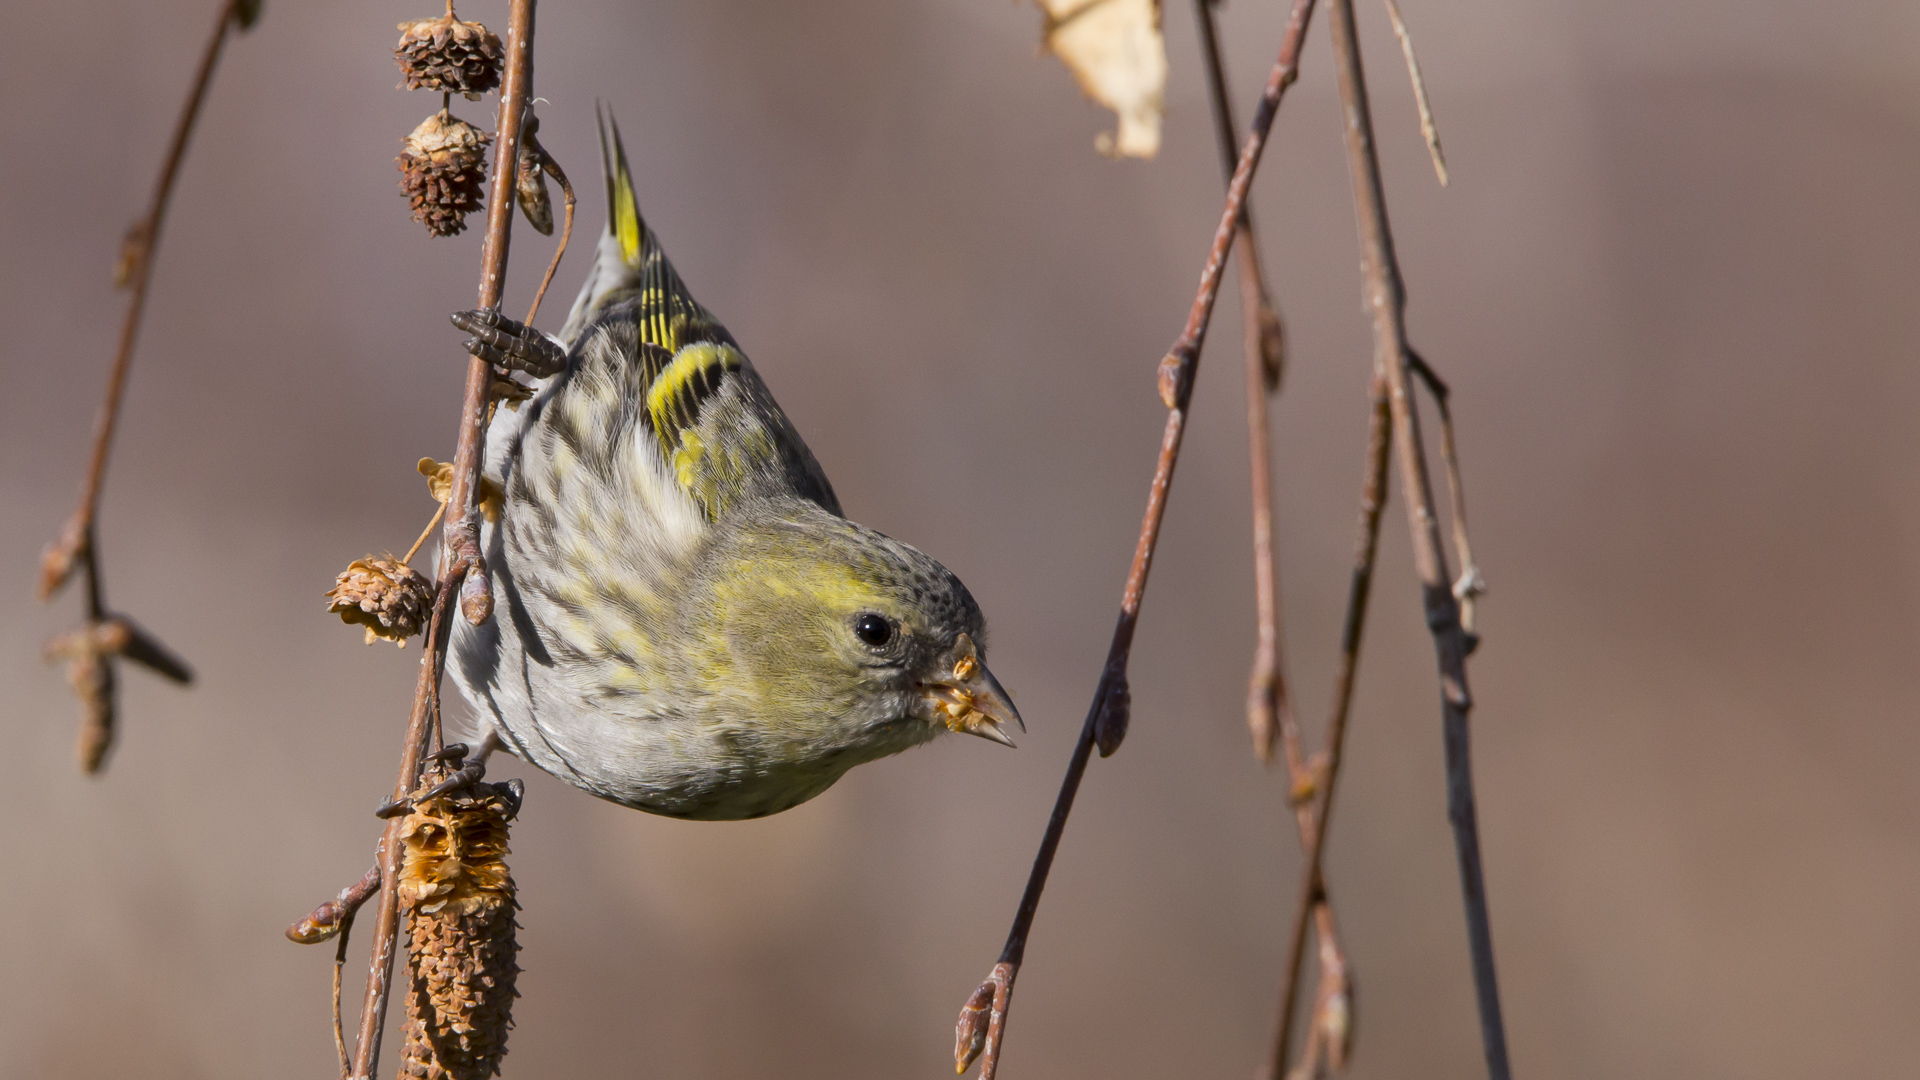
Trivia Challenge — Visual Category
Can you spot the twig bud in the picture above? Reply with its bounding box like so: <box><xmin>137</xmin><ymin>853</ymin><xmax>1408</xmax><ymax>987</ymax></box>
<box><xmin>37</xmin><ymin>515</ymin><xmax>88</xmax><ymax>601</ymax></box>
<box><xmin>1093</xmin><ymin>674</ymin><xmax>1130</xmax><ymax>757</ymax></box>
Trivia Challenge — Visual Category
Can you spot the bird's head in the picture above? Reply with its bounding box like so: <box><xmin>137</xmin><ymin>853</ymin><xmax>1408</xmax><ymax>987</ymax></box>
<box><xmin>705</xmin><ymin>507</ymin><xmax>1023</xmax><ymax>753</ymax></box>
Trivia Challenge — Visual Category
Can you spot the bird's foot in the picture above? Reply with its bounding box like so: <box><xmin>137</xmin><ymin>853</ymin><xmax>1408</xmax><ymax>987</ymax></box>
<box><xmin>451</xmin><ymin>308</ymin><xmax>567</xmax><ymax>378</ymax></box>
<box><xmin>375</xmin><ymin>734</ymin><xmax>520</xmax><ymax>819</ymax></box>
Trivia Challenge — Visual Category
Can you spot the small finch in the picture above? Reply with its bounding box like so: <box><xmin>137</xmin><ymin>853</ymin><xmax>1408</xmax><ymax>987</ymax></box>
<box><xmin>446</xmin><ymin>109</ymin><xmax>1020</xmax><ymax>819</ymax></box>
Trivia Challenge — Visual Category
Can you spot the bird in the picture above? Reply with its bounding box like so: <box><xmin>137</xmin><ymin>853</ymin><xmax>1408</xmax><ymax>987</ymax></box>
<box><xmin>442</xmin><ymin>109</ymin><xmax>1020</xmax><ymax>820</ymax></box>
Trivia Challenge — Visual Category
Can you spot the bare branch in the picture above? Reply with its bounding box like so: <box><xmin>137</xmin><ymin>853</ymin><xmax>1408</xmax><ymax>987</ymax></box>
<box><xmin>954</xmin><ymin>1</ymin><xmax>1321</xmax><ymax>1074</ymax></box>
<box><xmin>346</xmin><ymin>6</ymin><xmax>539</xmax><ymax>1075</ymax></box>
<box><xmin>1326</xmin><ymin>2</ymin><xmax>1509</xmax><ymax>1077</ymax></box>
<box><xmin>36</xmin><ymin>0</ymin><xmax>247</xmax><ymax>770</ymax></box>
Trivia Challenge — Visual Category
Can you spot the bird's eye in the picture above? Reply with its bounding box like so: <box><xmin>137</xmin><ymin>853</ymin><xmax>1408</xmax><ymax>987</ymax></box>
<box><xmin>853</xmin><ymin>613</ymin><xmax>894</xmax><ymax>648</ymax></box>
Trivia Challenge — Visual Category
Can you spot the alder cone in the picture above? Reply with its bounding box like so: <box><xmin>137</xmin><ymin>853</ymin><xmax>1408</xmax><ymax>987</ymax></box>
<box><xmin>398</xmin><ymin>111</ymin><xmax>492</xmax><ymax>238</ymax></box>
<box><xmin>397</xmin><ymin>780</ymin><xmax>520</xmax><ymax>1080</ymax></box>
<box><xmin>395</xmin><ymin>14</ymin><xmax>502</xmax><ymax>99</ymax></box>
<box><xmin>327</xmin><ymin>555</ymin><xmax>434</xmax><ymax>645</ymax></box>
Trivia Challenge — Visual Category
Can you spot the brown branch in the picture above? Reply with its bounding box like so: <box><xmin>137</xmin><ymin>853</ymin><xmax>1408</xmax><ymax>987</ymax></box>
<box><xmin>953</xmin><ymin>2</ymin><xmax>1320</xmax><ymax>1074</ymax></box>
<box><xmin>1192</xmin><ymin>3</ymin><xmax>1362</xmax><ymax>1075</ymax></box>
<box><xmin>1267</xmin><ymin>382</ymin><xmax>1388</xmax><ymax>1079</ymax></box>
<box><xmin>1190</xmin><ymin>0</ymin><xmax>1293</xmax><ymax>764</ymax></box>
<box><xmin>36</xmin><ymin>0</ymin><xmax>246</xmax><ymax>771</ymax></box>
<box><xmin>1324</xmin><ymin>2</ymin><xmax>1511</xmax><ymax>1077</ymax></box>
<box><xmin>346</xmin><ymin>4</ymin><xmax>538</xmax><ymax>1077</ymax></box>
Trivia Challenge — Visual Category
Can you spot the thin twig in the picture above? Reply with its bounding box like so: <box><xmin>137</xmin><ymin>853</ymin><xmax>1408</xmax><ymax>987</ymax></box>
<box><xmin>1267</xmin><ymin>382</ymin><xmax>1389</xmax><ymax>1080</ymax></box>
<box><xmin>347</xmin><ymin>4</ymin><xmax>538</xmax><ymax>1076</ymax></box>
<box><xmin>1324</xmin><ymin>3</ymin><xmax>1510</xmax><ymax>1078</ymax></box>
<box><xmin>1380</xmin><ymin>0</ymin><xmax>1448</xmax><ymax>186</ymax></box>
<box><xmin>1192</xmin><ymin>3</ymin><xmax>1361</xmax><ymax>1074</ymax></box>
<box><xmin>524</xmin><ymin>141</ymin><xmax>575</xmax><ymax>326</ymax></box>
<box><xmin>400</xmin><ymin>501</ymin><xmax>448</xmax><ymax>567</ymax></box>
<box><xmin>35</xmin><ymin>0</ymin><xmax>244</xmax><ymax>771</ymax></box>
<box><xmin>1191</xmin><ymin>0</ymin><xmax>1293</xmax><ymax>763</ymax></box>
<box><xmin>953</xmin><ymin>2</ymin><xmax>1320</xmax><ymax>1075</ymax></box>
<box><xmin>334</xmin><ymin>911</ymin><xmax>355</xmax><ymax>1079</ymax></box>
<box><xmin>1407</xmin><ymin>350</ymin><xmax>1483</xmax><ymax>635</ymax></box>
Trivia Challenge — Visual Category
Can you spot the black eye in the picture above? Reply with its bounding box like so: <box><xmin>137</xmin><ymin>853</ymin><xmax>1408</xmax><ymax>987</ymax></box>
<box><xmin>853</xmin><ymin>613</ymin><xmax>894</xmax><ymax>648</ymax></box>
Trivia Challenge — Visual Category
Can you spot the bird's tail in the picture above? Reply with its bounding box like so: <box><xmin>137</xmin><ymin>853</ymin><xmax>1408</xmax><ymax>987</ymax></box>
<box><xmin>555</xmin><ymin>104</ymin><xmax>656</xmax><ymax>345</ymax></box>
<box><xmin>555</xmin><ymin>103</ymin><xmax>733</xmax><ymax>357</ymax></box>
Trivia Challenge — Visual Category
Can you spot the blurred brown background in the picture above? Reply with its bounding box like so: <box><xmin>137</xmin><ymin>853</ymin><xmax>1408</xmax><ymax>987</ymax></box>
<box><xmin>4</xmin><ymin>0</ymin><xmax>1918</xmax><ymax>1077</ymax></box>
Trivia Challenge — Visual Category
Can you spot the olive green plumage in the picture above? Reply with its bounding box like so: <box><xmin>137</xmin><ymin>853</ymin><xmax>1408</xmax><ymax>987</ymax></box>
<box><xmin>447</xmin><ymin>109</ymin><xmax>1019</xmax><ymax>819</ymax></box>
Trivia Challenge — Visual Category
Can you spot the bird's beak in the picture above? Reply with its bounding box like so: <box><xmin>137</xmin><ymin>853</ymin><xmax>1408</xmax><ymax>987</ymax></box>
<box><xmin>922</xmin><ymin>633</ymin><xmax>1024</xmax><ymax>748</ymax></box>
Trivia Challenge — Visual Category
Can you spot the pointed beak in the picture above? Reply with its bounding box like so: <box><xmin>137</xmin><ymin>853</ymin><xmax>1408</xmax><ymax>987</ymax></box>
<box><xmin>922</xmin><ymin>633</ymin><xmax>1024</xmax><ymax>748</ymax></box>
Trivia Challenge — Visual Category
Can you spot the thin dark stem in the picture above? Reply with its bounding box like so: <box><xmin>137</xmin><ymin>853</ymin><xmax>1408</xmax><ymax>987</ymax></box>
<box><xmin>954</xmin><ymin>2</ymin><xmax>1320</xmax><ymax>1075</ymax></box>
<box><xmin>347</xmin><ymin>4</ymin><xmax>538</xmax><ymax>1076</ymax></box>
<box><xmin>1267</xmin><ymin>381</ymin><xmax>1389</xmax><ymax>1079</ymax></box>
<box><xmin>1325</xmin><ymin>2</ymin><xmax>1510</xmax><ymax>1077</ymax></box>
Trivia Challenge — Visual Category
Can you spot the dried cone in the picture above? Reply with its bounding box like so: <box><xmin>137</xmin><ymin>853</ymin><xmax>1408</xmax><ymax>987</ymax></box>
<box><xmin>398</xmin><ymin>777</ymin><xmax>519</xmax><ymax>1080</ymax></box>
<box><xmin>326</xmin><ymin>556</ymin><xmax>434</xmax><ymax>645</ymax></box>
<box><xmin>399</xmin><ymin>110</ymin><xmax>492</xmax><ymax>237</ymax></box>
<box><xmin>395</xmin><ymin>13</ymin><xmax>503</xmax><ymax>99</ymax></box>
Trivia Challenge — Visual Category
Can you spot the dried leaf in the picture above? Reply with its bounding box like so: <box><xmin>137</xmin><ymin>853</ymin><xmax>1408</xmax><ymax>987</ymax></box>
<box><xmin>417</xmin><ymin>459</ymin><xmax>503</xmax><ymax>522</ymax></box>
<box><xmin>1035</xmin><ymin>0</ymin><xmax>1167</xmax><ymax>158</ymax></box>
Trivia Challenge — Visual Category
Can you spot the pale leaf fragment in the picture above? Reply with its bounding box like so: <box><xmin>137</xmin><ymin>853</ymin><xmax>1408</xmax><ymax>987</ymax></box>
<box><xmin>1035</xmin><ymin>0</ymin><xmax>1167</xmax><ymax>158</ymax></box>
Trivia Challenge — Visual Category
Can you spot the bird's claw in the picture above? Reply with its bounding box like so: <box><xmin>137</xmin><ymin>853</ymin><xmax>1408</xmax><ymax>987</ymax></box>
<box><xmin>375</xmin><ymin>738</ymin><xmax>520</xmax><ymax>820</ymax></box>
<box><xmin>451</xmin><ymin>308</ymin><xmax>567</xmax><ymax>378</ymax></box>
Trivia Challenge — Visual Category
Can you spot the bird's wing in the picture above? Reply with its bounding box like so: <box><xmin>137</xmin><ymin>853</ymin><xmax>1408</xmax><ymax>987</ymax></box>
<box><xmin>527</xmin><ymin>106</ymin><xmax>840</xmax><ymax>543</ymax></box>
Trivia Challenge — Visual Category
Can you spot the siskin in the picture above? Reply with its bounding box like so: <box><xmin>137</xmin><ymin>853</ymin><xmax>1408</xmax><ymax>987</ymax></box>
<box><xmin>445</xmin><ymin>109</ymin><xmax>1020</xmax><ymax>820</ymax></box>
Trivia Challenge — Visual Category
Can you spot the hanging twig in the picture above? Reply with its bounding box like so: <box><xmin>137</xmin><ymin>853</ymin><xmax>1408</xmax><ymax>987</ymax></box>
<box><xmin>952</xmin><ymin>2</ymin><xmax>1321</xmax><ymax>1075</ymax></box>
<box><xmin>344</xmin><ymin>3</ymin><xmax>538</xmax><ymax>1077</ymax></box>
<box><xmin>1190</xmin><ymin>0</ymin><xmax>1293</xmax><ymax>763</ymax></box>
<box><xmin>1407</xmin><ymin>349</ymin><xmax>1484</xmax><ymax>635</ymax></box>
<box><xmin>1323</xmin><ymin>2</ymin><xmax>1510</xmax><ymax>1077</ymax></box>
<box><xmin>1267</xmin><ymin>383</ymin><xmax>1389</xmax><ymax>1080</ymax></box>
<box><xmin>35</xmin><ymin>0</ymin><xmax>252</xmax><ymax>771</ymax></box>
<box><xmin>1191</xmin><ymin>3</ymin><xmax>1361</xmax><ymax>1075</ymax></box>
<box><xmin>1380</xmin><ymin>0</ymin><xmax>1448</xmax><ymax>186</ymax></box>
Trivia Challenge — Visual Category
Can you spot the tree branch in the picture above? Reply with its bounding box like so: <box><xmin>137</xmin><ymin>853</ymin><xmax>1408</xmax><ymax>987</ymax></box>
<box><xmin>953</xmin><ymin>2</ymin><xmax>1321</xmax><ymax>1074</ymax></box>
<box><xmin>1324</xmin><ymin>1</ymin><xmax>1510</xmax><ymax>1076</ymax></box>
<box><xmin>36</xmin><ymin>0</ymin><xmax>247</xmax><ymax>771</ymax></box>
<box><xmin>345</xmin><ymin>2</ymin><xmax>537</xmax><ymax>1076</ymax></box>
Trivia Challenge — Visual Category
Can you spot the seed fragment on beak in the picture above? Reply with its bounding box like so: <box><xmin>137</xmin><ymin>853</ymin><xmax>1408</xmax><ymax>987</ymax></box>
<box><xmin>926</xmin><ymin>634</ymin><xmax>1023</xmax><ymax>747</ymax></box>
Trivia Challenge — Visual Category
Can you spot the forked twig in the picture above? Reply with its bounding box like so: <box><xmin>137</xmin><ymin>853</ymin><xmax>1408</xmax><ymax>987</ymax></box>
<box><xmin>1190</xmin><ymin>0</ymin><xmax>1292</xmax><ymax>762</ymax></box>
<box><xmin>952</xmin><ymin>2</ymin><xmax>1321</xmax><ymax>1074</ymax></box>
<box><xmin>1325</xmin><ymin>2</ymin><xmax>1510</xmax><ymax>1076</ymax></box>
<box><xmin>1267</xmin><ymin>383</ymin><xmax>1389</xmax><ymax>1079</ymax></box>
<box><xmin>1407</xmin><ymin>349</ymin><xmax>1483</xmax><ymax>634</ymax></box>
<box><xmin>345</xmin><ymin>2</ymin><xmax>539</xmax><ymax>1076</ymax></box>
<box><xmin>35</xmin><ymin>0</ymin><xmax>249</xmax><ymax>770</ymax></box>
<box><xmin>1192</xmin><ymin>2</ymin><xmax>1359</xmax><ymax>1073</ymax></box>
